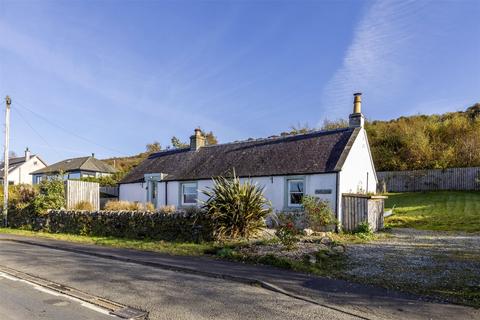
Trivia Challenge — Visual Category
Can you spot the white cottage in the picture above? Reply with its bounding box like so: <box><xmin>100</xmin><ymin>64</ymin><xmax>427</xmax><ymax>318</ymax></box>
<box><xmin>0</xmin><ymin>148</ymin><xmax>47</xmax><ymax>185</ymax></box>
<box><xmin>118</xmin><ymin>93</ymin><xmax>377</xmax><ymax>225</ymax></box>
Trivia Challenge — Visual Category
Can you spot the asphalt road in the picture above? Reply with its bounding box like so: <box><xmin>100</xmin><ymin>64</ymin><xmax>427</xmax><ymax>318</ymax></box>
<box><xmin>0</xmin><ymin>272</ymin><xmax>115</xmax><ymax>320</ymax></box>
<box><xmin>0</xmin><ymin>241</ymin><xmax>359</xmax><ymax>320</ymax></box>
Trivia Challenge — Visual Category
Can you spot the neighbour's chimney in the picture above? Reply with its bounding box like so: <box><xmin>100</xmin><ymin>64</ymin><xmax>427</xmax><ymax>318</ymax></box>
<box><xmin>349</xmin><ymin>92</ymin><xmax>365</xmax><ymax>128</ymax></box>
<box><xmin>190</xmin><ymin>128</ymin><xmax>206</xmax><ymax>151</ymax></box>
<box><xmin>25</xmin><ymin>147</ymin><xmax>31</xmax><ymax>161</ymax></box>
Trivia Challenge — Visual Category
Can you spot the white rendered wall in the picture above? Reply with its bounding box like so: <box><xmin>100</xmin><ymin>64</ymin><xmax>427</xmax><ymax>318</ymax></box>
<box><xmin>10</xmin><ymin>156</ymin><xmax>47</xmax><ymax>185</ymax></box>
<box><xmin>340</xmin><ymin>128</ymin><xmax>377</xmax><ymax>194</ymax></box>
<box><xmin>119</xmin><ymin>183</ymin><xmax>146</xmax><ymax>203</ymax></box>
<box><xmin>132</xmin><ymin>173</ymin><xmax>337</xmax><ymax>212</ymax></box>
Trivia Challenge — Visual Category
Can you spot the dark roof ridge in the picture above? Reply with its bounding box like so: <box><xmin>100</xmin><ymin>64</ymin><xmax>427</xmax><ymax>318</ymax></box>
<box><xmin>148</xmin><ymin>127</ymin><xmax>352</xmax><ymax>160</ymax></box>
<box><xmin>199</xmin><ymin>127</ymin><xmax>352</xmax><ymax>149</ymax></box>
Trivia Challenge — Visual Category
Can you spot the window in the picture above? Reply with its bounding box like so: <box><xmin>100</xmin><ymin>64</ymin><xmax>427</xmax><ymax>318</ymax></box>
<box><xmin>287</xmin><ymin>179</ymin><xmax>304</xmax><ymax>207</ymax></box>
<box><xmin>69</xmin><ymin>172</ymin><xmax>81</xmax><ymax>179</ymax></box>
<box><xmin>181</xmin><ymin>182</ymin><xmax>198</xmax><ymax>205</ymax></box>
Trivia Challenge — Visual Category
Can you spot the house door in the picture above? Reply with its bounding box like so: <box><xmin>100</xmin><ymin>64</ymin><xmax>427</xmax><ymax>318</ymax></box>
<box><xmin>147</xmin><ymin>181</ymin><xmax>157</xmax><ymax>207</ymax></box>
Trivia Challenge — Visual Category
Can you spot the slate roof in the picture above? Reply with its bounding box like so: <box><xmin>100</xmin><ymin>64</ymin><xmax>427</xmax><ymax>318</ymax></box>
<box><xmin>0</xmin><ymin>156</ymin><xmax>39</xmax><ymax>173</ymax></box>
<box><xmin>31</xmin><ymin>156</ymin><xmax>117</xmax><ymax>175</ymax></box>
<box><xmin>120</xmin><ymin>127</ymin><xmax>360</xmax><ymax>184</ymax></box>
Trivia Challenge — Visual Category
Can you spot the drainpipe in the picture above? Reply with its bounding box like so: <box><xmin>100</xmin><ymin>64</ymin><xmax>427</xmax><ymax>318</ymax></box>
<box><xmin>165</xmin><ymin>181</ymin><xmax>168</xmax><ymax>206</ymax></box>
<box><xmin>335</xmin><ymin>171</ymin><xmax>341</xmax><ymax>233</ymax></box>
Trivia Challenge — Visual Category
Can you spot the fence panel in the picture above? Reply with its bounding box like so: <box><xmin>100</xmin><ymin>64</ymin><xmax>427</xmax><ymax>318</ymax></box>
<box><xmin>64</xmin><ymin>180</ymin><xmax>100</xmax><ymax>210</ymax></box>
<box><xmin>377</xmin><ymin>167</ymin><xmax>480</xmax><ymax>192</ymax></box>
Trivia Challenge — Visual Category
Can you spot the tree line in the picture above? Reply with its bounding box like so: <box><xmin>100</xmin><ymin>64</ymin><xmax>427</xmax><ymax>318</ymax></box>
<box><xmin>321</xmin><ymin>103</ymin><xmax>480</xmax><ymax>171</ymax></box>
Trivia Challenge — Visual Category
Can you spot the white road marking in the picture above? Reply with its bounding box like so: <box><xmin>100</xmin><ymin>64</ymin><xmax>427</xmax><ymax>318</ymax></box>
<box><xmin>0</xmin><ymin>272</ymin><xmax>117</xmax><ymax>317</ymax></box>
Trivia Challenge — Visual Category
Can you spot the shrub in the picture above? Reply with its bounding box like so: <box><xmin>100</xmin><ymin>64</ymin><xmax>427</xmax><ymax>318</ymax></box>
<box><xmin>301</xmin><ymin>195</ymin><xmax>337</xmax><ymax>231</ymax></box>
<box><xmin>354</xmin><ymin>221</ymin><xmax>372</xmax><ymax>234</ymax></box>
<box><xmin>73</xmin><ymin>201</ymin><xmax>94</xmax><ymax>211</ymax></box>
<box><xmin>33</xmin><ymin>178</ymin><xmax>65</xmax><ymax>214</ymax></box>
<box><xmin>104</xmin><ymin>200</ymin><xmax>145</xmax><ymax>211</ymax></box>
<box><xmin>145</xmin><ymin>202</ymin><xmax>155</xmax><ymax>211</ymax></box>
<box><xmin>8</xmin><ymin>184</ymin><xmax>38</xmax><ymax>210</ymax></box>
<box><xmin>274</xmin><ymin>215</ymin><xmax>300</xmax><ymax>249</ymax></box>
<box><xmin>203</xmin><ymin>172</ymin><xmax>272</xmax><ymax>240</ymax></box>
<box><xmin>158</xmin><ymin>205</ymin><xmax>176</xmax><ymax>214</ymax></box>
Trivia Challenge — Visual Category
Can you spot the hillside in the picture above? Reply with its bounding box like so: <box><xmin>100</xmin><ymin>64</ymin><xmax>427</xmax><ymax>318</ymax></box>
<box><xmin>366</xmin><ymin>103</ymin><xmax>480</xmax><ymax>171</ymax></box>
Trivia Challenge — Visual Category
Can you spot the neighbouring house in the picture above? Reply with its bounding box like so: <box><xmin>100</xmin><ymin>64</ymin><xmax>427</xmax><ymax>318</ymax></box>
<box><xmin>118</xmin><ymin>93</ymin><xmax>377</xmax><ymax>225</ymax></box>
<box><xmin>31</xmin><ymin>154</ymin><xmax>117</xmax><ymax>184</ymax></box>
<box><xmin>0</xmin><ymin>148</ymin><xmax>48</xmax><ymax>185</ymax></box>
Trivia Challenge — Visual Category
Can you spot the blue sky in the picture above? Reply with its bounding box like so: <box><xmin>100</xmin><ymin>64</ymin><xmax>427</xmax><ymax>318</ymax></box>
<box><xmin>0</xmin><ymin>0</ymin><xmax>479</xmax><ymax>163</ymax></box>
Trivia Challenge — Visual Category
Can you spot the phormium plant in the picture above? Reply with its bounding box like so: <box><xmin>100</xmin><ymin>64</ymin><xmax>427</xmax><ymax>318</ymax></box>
<box><xmin>202</xmin><ymin>171</ymin><xmax>272</xmax><ymax>240</ymax></box>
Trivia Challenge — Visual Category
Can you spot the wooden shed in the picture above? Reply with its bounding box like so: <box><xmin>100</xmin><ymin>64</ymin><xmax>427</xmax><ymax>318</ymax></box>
<box><xmin>341</xmin><ymin>194</ymin><xmax>387</xmax><ymax>232</ymax></box>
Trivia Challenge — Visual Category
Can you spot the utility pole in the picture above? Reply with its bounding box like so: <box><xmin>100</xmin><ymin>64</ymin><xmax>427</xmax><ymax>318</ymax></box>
<box><xmin>3</xmin><ymin>96</ymin><xmax>11</xmax><ymax>227</ymax></box>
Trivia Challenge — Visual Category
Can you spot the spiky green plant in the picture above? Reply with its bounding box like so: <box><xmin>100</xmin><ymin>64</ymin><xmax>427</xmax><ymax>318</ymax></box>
<box><xmin>202</xmin><ymin>172</ymin><xmax>272</xmax><ymax>240</ymax></box>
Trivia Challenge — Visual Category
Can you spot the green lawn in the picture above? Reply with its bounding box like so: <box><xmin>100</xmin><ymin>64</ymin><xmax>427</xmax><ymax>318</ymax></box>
<box><xmin>384</xmin><ymin>191</ymin><xmax>480</xmax><ymax>232</ymax></box>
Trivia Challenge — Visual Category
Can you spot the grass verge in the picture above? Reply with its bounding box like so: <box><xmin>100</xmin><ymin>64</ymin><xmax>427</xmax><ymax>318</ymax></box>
<box><xmin>0</xmin><ymin>228</ymin><xmax>218</xmax><ymax>256</ymax></box>
<box><xmin>385</xmin><ymin>191</ymin><xmax>480</xmax><ymax>232</ymax></box>
<box><xmin>0</xmin><ymin>227</ymin><xmax>347</xmax><ymax>278</ymax></box>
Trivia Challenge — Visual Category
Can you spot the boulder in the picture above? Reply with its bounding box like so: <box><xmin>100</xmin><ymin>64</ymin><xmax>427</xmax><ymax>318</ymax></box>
<box><xmin>303</xmin><ymin>228</ymin><xmax>314</xmax><ymax>236</ymax></box>
<box><xmin>332</xmin><ymin>245</ymin><xmax>345</xmax><ymax>254</ymax></box>
<box><xmin>320</xmin><ymin>237</ymin><xmax>332</xmax><ymax>245</ymax></box>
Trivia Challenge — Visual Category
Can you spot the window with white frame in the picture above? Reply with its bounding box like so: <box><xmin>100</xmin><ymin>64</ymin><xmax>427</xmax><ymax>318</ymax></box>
<box><xmin>287</xmin><ymin>178</ymin><xmax>304</xmax><ymax>207</ymax></box>
<box><xmin>181</xmin><ymin>182</ymin><xmax>198</xmax><ymax>205</ymax></box>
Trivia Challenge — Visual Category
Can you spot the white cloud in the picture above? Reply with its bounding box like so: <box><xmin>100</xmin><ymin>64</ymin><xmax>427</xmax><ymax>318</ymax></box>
<box><xmin>319</xmin><ymin>0</ymin><xmax>427</xmax><ymax>123</ymax></box>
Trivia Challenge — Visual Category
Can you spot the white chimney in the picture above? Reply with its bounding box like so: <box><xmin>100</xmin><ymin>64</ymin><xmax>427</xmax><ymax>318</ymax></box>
<box><xmin>349</xmin><ymin>92</ymin><xmax>365</xmax><ymax>128</ymax></box>
<box><xmin>25</xmin><ymin>147</ymin><xmax>31</xmax><ymax>161</ymax></box>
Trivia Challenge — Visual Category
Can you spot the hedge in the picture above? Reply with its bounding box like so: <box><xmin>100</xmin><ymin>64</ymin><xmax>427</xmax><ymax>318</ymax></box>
<box><xmin>7</xmin><ymin>208</ymin><xmax>214</xmax><ymax>243</ymax></box>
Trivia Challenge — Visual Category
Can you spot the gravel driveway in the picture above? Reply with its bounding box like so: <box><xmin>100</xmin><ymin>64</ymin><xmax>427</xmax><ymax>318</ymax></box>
<box><xmin>343</xmin><ymin>228</ymin><xmax>480</xmax><ymax>307</ymax></box>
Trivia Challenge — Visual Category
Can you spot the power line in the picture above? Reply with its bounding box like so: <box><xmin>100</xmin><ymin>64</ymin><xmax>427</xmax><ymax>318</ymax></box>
<box><xmin>13</xmin><ymin>99</ymin><xmax>128</xmax><ymax>157</ymax></box>
<box><xmin>12</xmin><ymin>107</ymin><xmax>63</xmax><ymax>159</ymax></box>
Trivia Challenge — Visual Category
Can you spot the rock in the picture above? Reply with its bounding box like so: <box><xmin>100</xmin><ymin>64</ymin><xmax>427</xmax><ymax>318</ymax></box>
<box><xmin>317</xmin><ymin>243</ymin><xmax>329</xmax><ymax>251</ymax></box>
<box><xmin>303</xmin><ymin>228</ymin><xmax>314</xmax><ymax>236</ymax></box>
<box><xmin>320</xmin><ymin>237</ymin><xmax>332</xmax><ymax>245</ymax></box>
<box><xmin>332</xmin><ymin>245</ymin><xmax>345</xmax><ymax>254</ymax></box>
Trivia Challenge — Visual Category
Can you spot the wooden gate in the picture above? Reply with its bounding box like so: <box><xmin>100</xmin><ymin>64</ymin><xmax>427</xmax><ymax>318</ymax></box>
<box><xmin>65</xmin><ymin>180</ymin><xmax>100</xmax><ymax>210</ymax></box>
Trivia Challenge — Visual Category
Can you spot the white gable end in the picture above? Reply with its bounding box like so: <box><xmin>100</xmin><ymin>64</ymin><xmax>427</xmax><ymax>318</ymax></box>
<box><xmin>339</xmin><ymin>128</ymin><xmax>377</xmax><ymax>194</ymax></box>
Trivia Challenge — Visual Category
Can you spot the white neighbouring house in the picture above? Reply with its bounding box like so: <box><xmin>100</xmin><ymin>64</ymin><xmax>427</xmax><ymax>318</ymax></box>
<box><xmin>0</xmin><ymin>148</ymin><xmax>47</xmax><ymax>185</ymax></box>
<box><xmin>118</xmin><ymin>93</ymin><xmax>377</xmax><ymax>226</ymax></box>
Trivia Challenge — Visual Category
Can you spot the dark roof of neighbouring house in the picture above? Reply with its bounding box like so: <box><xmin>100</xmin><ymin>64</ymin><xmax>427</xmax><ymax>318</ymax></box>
<box><xmin>119</xmin><ymin>127</ymin><xmax>360</xmax><ymax>184</ymax></box>
<box><xmin>31</xmin><ymin>156</ymin><xmax>117</xmax><ymax>175</ymax></box>
<box><xmin>0</xmin><ymin>155</ymin><xmax>45</xmax><ymax>174</ymax></box>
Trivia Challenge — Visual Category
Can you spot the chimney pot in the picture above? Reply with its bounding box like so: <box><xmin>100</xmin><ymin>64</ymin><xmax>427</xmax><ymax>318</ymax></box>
<box><xmin>353</xmin><ymin>92</ymin><xmax>362</xmax><ymax>114</ymax></box>
<box><xmin>91</xmin><ymin>153</ymin><xmax>95</xmax><ymax>158</ymax></box>
<box><xmin>349</xmin><ymin>93</ymin><xmax>365</xmax><ymax>128</ymax></box>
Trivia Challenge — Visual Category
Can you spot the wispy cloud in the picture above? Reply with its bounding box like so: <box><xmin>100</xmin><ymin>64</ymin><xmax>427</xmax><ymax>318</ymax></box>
<box><xmin>319</xmin><ymin>0</ymin><xmax>428</xmax><ymax>123</ymax></box>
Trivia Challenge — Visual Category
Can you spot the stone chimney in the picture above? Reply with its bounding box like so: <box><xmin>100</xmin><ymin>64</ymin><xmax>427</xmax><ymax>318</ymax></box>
<box><xmin>25</xmin><ymin>147</ymin><xmax>31</xmax><ymax>161</ymax></box>
<box><xmin>190</xmin><ymin>128</ymin><xmax>206</xmax><ymax>151</ymax></box>
<box><xmin>349</xmin><ymin>92</ymin><xmax>365</xmax><ymax>128</ymax></box>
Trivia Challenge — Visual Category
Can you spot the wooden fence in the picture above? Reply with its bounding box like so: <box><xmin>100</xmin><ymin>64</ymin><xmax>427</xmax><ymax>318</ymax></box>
<box><xmin>65</xmin><ymin>180</ymin><xmax>100</xmax><ymax>210</ymax></box>
<box><xmin>377</xmin><ymin>167</ymin><xmax>480</xmax><ymax>192</ymax></box>
<box><xmin>342</xmin><ymin>194</ymin><xmax>386</xmax><ymax>232</ymax></box>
